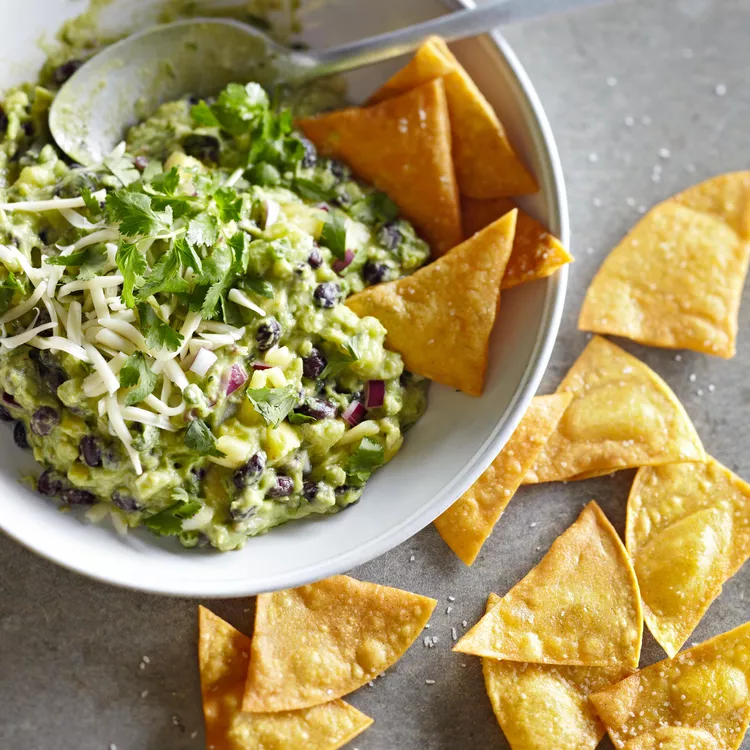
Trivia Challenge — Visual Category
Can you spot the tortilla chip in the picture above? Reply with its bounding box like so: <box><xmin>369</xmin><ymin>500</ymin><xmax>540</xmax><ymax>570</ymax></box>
<box><xmin>626</xmin><ymin>458</ymin><xmax>750</xmax><ymax>657</ymax></box>
<box><xmin>435</xmin><ymin>393</ymin><xmax>572</xmax><ymax>565</ymax></box>
<box><xmin>590</xmin><ymin>621</ymin><xmax>750</xmax><ymax>750</ymax></box>
<box><xmin>454</xmin><ymin>502</ymin><xmax>643</xmax><ymax>668</ymax></box>
<box><xmin>298</xmin><ymin>78</ymin><xmax>461</xmax><ymax>255</ymax></box>
<box><xmin>462</xmin><ymin>196</ymin><xmax>573</xmax><ymax>289</ymax></box>
<box><xmin>197</xmin><ymin>607</ymin><xmax>372</xmax><ymax>750</ymax></box>
<box><xmin>242</xmin><ymin>575</ymin><xmax>436</xmax><ymax>713</ymax></box>
<box><xmin>482</xmin><ymin>593</ymin><xmax>630</xmax><ymax>750</ymax></box>
<box><xmin>524</xmin><ymin>336</ymin><xmax>705</xmax><ymax>484</ymax></box>
<box><xmin>579</xmin><ymin>172</ymin><xmax>750</xmax><ymax>358</ymax></box>
<box><xmin>620</xmin><ymin>727</ymin><xmax>720</xmax><ymax>750</ymax></box>
<box><xmin>346</xmin><ymin>210</ymin><xmax>517</xmax><ymax>396</ymax></box>
<box><xmin>369</xmin><ymin>37</ymin><xmax>536</xmax><ymax>198</ymax></box>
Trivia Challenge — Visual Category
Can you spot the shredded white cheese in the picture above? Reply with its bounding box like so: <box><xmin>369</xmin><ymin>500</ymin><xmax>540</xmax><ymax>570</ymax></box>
<box><xmin>0</xmin><ymin>280</ymin><xmax>47</xmax><ymax>325</ymax></box>
<box><xmin>121</xmin><ymin>406</ymin><xmax>177</xmax><ymax>432</ymax></box>
<box><xmin>161</xmin><ymin>358</ymin><xmax>188</xmax><ymax>391</ymax></box>
<box><xmin>144</xmin><ymin>394</ymin><xmax>186</xmax><ymax>417</ymax></box>
<box><xmin>83</xmin><ymin>342</ymin><xmax>120</xmax><ymax>395</ymax></box>
<box><xmin>228</xmin><ymin>288</ymin><xmax>266</xmax><ymax>315</ymax></box>
<box><xmin>28</xmin><ymin>336</ymin><xmax>89</xmax><ymax>361</ymax></box>
<box><xmin>0</xmin><ymin>321</ymin><xmax>56</xmax><ymax>349</ymax></box>
<box><xmin>0</xmin><ymin>190</ymin><xmax>106</xmax><ymax>213</ymax></box>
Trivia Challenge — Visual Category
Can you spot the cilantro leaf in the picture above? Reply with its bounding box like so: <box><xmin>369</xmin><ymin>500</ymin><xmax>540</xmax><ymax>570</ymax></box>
<box><xmin>46</xmin><ymin>250</ymin><xmax>89</xmax><ymax>266</ymax></box>
<box><xmin>197</xmin><ymin>244</ymin><xmax>234</xmax><ymax>320</ymax></box>
<box><xmin>212</xmin><ymin>82</ymin><xmax>269</xmax><ymax>136</ymax></box>
<box><xmin>137</xmin><ymin>302</ymin><xmax>184</xmax><ymax>352</ymax></box>
<box><xmin>119</xmin><ymin>351</ymin><xmax>158</xmax><ymax>406</ymax></box>
<box><xmin>214</xmin><ymin>187</ymin><xmax>243</xmax><ymax>222</ymax></box>
<box><xmin>104</xmin><ymin>152</ymin><xmax>140</xmax><ymax>187</ymax></box>
<box><xmin>319</xmin><ymin>211</ymin><xmax>348</xmax><ymax>260</ymax></box>
<box><xmin>294</xmin><ymin>178</ymin><xmax>334</xmax><ymax>202</ymax></box>
<box><xmin>174</xmin><ymin>236</ymin><xmax>203</xmax><ymax>274</ymax></box>
<box><xmin>320</xmin><ymin>339</ymin><xmax>360</xmax><ymax>379</ymax></box>
<box><xmin>246</xmin><ymin>385</ymin><xmax>297</xmax><ymax>428</ymax></box>
<box><xmin>239</xmin><ymin>277</ymin><xmax>274</xmax><ymax>299</ymax></box>
<box><xmin>136</xmin><ymin>248</ymin><xmax>189</xmax><ymax>299</ymax></box>
<box><xmin>345</xmin><ymin>437</ymin><xmax>385</xmax><ymax>486</ymax></box>
<box><xmin>187</xmin><ymin>212</ymin><xmax>218</xmax><ymax>247</ymax></box>
<box><xmin>184</xmin><ymin>418</ymin><xmax>224</xmax><ymax>457</ymax></box>
<box><xmin>228</xmin><ymin>231</ymin><xmax>250</xmax><ymax>274</ymax></box>
<box><xmin>81</xmin><ymin>187</ymin><xmax>103</xmax><ymax>215</ymax></box>
<box><xmin>106</xmin><ymin>190</ymin><xmax>172</xmax><ymax>237</ymax></box>
<box><xmin>0</xmin><ymin>272</ymin><xmax>24</xmax><ymax>314</ymax></box>
<box><xmin>191</xmin><ymin>100</ymin><xmax>220</xmax><ymax>127</ymax></box>
<box><xmin>151</xmin><ymin>167</ymin><xmax>180</xmax><ymax>196</ymax></box>
<box><xmin>351</xmin><ymin>192</ymin><xmax>400</xmax><ymax>225</ymax></box>
<box><xmin>77</xmin><ymin>248</ymin><xmax>109</xmax><ymax>281</ymax></box>
<box><xmin>115</xmin><ymin>242</ymin><xmax>148</xmax><ymax>308</ymax></box>
<box><xmin>141</xmin><ymin>160</ymin><xmax>163</xmax><ymax>183</ymax></box>
<box><xmin>144</xmin><ymin>497</ymin><xmax>202</xmax><ymax>536</ymax></box>
<box><xmin>201</xmin><ymin>276</ymin><xmax>232</xmax><ymax>320</ymax></box>
<box><xmin>288</xmin><ymin>412</ymin><xmax>316</xmax><ymax>425</ymax></box>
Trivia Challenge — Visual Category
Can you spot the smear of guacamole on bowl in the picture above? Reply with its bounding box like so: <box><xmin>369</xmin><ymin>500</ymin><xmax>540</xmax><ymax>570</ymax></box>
<box><xmin>0</xmin><ymin>37</ymin><xmax>430</xmax><ymax>550</ymax></box>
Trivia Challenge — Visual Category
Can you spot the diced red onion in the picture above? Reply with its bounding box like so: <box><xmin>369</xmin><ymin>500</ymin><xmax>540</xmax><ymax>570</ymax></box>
<box><xmin>342</xmin><ymin>400</ymin><xmax>366</xmax><ymax>427</ymax></box>
<box><xmin>316</xmin><ymin>202</ymin><xmax>330</xmax><ymax>212</ymax></box>
<box><xmin>251</xmin><ymin>361</ymin><xmax>273</xmax><ymax>371</ymax></box>
<box><xmin>189</xmin><ymin>348</ymin><xmax>218</xmax><ymax>378</ymax></box>
<box><xmin>365</xmin><ymin>380</ymin><xmax>385</xmax><ymax>409</ymax></box>
<box><xmin>225</xmin><ymin>364</ymin><xmax>248</xmax><ymax>395</ymax></box>
<box><xmin>333</xmin><ymin>249</ymin><xmax>355</xmax><ymax>275</ymax></box>
<box><xmin>263</xmin><ymin>198</ymin><xmax>280</xmax><ymax>229</ymax></box>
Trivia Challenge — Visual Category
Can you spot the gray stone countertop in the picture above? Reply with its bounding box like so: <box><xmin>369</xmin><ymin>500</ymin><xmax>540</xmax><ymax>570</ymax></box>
<box><xmin>2</xmin><ymin>0</ymin><xmax>750</xmax><ymax>748</ymax></box>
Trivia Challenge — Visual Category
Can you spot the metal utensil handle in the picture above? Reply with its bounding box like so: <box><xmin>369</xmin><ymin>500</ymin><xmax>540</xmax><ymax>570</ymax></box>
<box><xmin>311</xmin><ymin>0</ymin><xmax>604</xmax><ymax>77</ymax></box>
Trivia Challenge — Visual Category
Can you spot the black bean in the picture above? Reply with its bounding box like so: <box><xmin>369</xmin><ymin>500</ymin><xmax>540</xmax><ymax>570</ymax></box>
<box><xmin>37</xmin><ymin>468</ymin><xmax>64</xmax><ymax>497</ymax></box>
<box><xmin>0</xmin><ymin>405</ymin><xmax>12</xmax><ymax>422</ymax></box>
<box><xmin>13</xmin><ymin>421</ymin><xmax>29</xmax><ymax>449</ymax></box>
<box><xmin>60</xmin><ymin>488</ymin><xmax>97</xmax><ymax>505</ymax></box>
<box><xmin>294</xmin><ymin>398</ymin><xmax>335</xmax><ymax>421</ymax></box>
<box><xmin>52</xmin><ymin>59</ymin><xmax>84</xmax><ymax>85</ymax></box>
<box><xmin>328</xmin><ymin>160</ymin><xmax>350</xmax><ymax>182</ymax></box>
<box><xmin>335</xmin><ymin>484</ymin><xmax>353</xmax><ymax>496</ymax></box>
<box><xmin>267</xmin><ymin>475</ymin><xmax>293</xmax><ymax>498</ymax></box>
<box><xmin>2</xmin><ymin>392</ymin><xmax>18</xmax><ymax>407</ymax></box>
<box><xmin>0</xmin><ymin>107</ymin><xmax>7</xmax><ymax>134</ymax></box>
<box><xmin>233</xmin><ymin>451</ymin><xmax>266</xmax><ymax>489</ymax></box>
<box><xmin>30</xmin><ymin>406</ymin><xmax>59</xmax><ymax>436</ymax></box>
<box><xmin>230</xmin><ymin>504</ymin><xmax>257</xmax><ymax>521</ymax></box>
<box><xmin>302</xmin><ymin>481</ymin><xmax>320</xmax><ymax>502</ymax></box>
<box><xmin>112</xmin><ymin>490</ymin><xmax>139</xmax><ymax>512</ymax></box>
<box><xmin>363</xmin><ymin>261</ymin><xmax>389</xmax><ymax>285</ymax></box>
<box><xmin>21</xmin><ymin>121</ymin><xmax>34</xmax><ymax>137</ymax></box>
<box><xmin>300</xmin><ymin>137</ymin><xmax>317</xmax><ymax>168</ymax></box>
<box><xmin>378</xmin><ymin>221</ymin><xmax>402</xmax><ymax>251</ymax></box>
<box><xmin>308</xmin><ymin>248</ymin><xmax>323</xmax><ymax>269</ymax></box>
<box><xmin>302</xmin><ymin>348</ymin><xmax>327</xmax><ymax>379</ymax></box>
<box><xmin>313</xmin><ymin>282</ymin><xmax>340</xmax><ymax>308</ymax></box>
<box><xmin>182</xmin><ymin>133</ymin><xmax>220</xmax><ymax>163</ymax></box>
<box><xmin>79</xmin><ymin>435</ymin><xmax>102</xmax><ymax>467</ymax></box>
<box><xmin>255</xmin><ymin>317</ymin><xmax>282</xmax><ymax>350</ymax></box>
<box><xmin>187</xmin><ymin>94</ymin><xmax>200</xmax><ymax>106</ymax></box>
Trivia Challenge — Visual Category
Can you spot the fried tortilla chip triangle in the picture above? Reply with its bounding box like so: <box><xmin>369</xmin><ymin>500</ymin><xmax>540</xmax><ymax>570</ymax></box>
<box><xmin>482</xmin><ymin>593</ymin><xmax>631</xmax><ymax>750</ymax></box>
<box><xmin>454</xmin><ymin>502</ymin><xmax>643</xmax><ymax>668</ymax></box>
<box><xmin>590</xmin><ymin>621</ymin><xmax>750</xmax><ymax>750</ymax></box>
<box><xmin>579</xmin><ymin>172</ymin><xmax>750</xmax><ymax>358</ymax></box>
<box><xmin>346</xmin><ymin>210</ymin><xmax>517</xmax><ymax>396</ymax></box>
<box><xmin>197</xmin><ymin>607</ymin><xmax>372</xmax><ymax>750</ymax></box>
<box><xmin>435</xmin><ymin>393</ymin><xmax>572</xmax><ymax>565</ymax></box>
<box><xmin>626</xmin><ymin>458</ymin><xmax>750</xmax><ymax>657</ymax></box>
<box><xmin>524</xmin><ymin>336</ymin><xmax>705</xmax><ymax>484</ymax></box>
<box><xmin>298</xmin><ymin>78</ymin><xmax>461</xmax><ymax>254</ymax></box>
<box><xmin>368</xmin><ymin>36</ymin><xmax>537</xmax><ymax>198</ymax></box>
<box><xmin>242</xmin><ymin>575</ymin><xmax>436</xmax><ymax>713</ymax></box>
<box><xmin>462</xmin><ymin>196</ymin><xmax>573</xmax><ymax>289</ymax></box>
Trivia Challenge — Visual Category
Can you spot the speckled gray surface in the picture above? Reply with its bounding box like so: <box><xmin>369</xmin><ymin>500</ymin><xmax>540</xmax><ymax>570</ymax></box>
<box><xmin>3</xmin><ymin>0</ymin><xmax>750</xmax><ymax>748</ymax></box>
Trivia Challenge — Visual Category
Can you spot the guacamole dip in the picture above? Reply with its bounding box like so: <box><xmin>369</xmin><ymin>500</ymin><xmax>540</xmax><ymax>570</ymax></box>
<box><xmin>0</xmin><ymin>70</ymin><xmax>430</xmax><ymax>550</ymax></box>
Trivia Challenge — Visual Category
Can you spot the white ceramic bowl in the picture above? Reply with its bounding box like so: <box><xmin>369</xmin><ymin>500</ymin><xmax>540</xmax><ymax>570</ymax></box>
<box><xmin>0</xmin><ymin>0</ymin><xmax>568</xmax><ymax>596</ymax></box>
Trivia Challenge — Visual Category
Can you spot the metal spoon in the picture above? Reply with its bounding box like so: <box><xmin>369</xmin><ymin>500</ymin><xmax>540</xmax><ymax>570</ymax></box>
<box><xmin>49</xmin><ymin>0</ymin><xmax>604</xmax><ymax>166</ymax></box>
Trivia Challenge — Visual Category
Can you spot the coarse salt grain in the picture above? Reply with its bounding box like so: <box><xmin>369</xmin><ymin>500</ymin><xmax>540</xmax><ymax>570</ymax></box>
<box><xmin>588</xmin><ymin>152</ymin><xmax>599</xmax><ymax>163</ymax></box>
<box><xmin>675</xmin><ymin>354</ymin><xmax>682</xmax><ymax>361</ymax></box>
<box><xmin>689</xmin><ymin>373</ymin><xmax>697</xmax><ymax>382</ymax></box>
<box><xmin>659</xmin><ymin>147</ymin><xmax>670</xmax><ymax>159</ymax></box>
<box><xmin>409</xmin><ymin>555</ymin><xmax>415</xmax><ymax>562</ymax></box>
<box><xmin>624</xmin><ymin>115</ymin><xmax>635</xmax><ymax>127</ymax></box>
<box><xmin>447</xmin><ymin>596</ymin><xmax>455</xmax><ymax>602</ymax></box>
<box><xmin>606</xmin><ymin>76</ymin><xmax>617</xmax><ymax>86</ymax></box>
<box><xmin>641</xmin><ymin>115</ymin><xmax>652</xmax><ymax>125</ymax></box>
<box><xmin>708</xmin><ymin>384</ymin><xmax>715</xmax><ymax>392</ymax></box>
<box><xmin>715</xmin><ymin>83</ymin><xmax>727</xmax><ymax>96</ymax></box>
<box><xmin>593</xmin><ymin>197</ymin><xmax>602</xmax><ymax>207</ymax></box>
<box><xmin>425</xmin><ymin>679</ymin><xmax>436</xmax><ymax>685</ymax></box>
<box><xmin>446</xmin><ymin>606</ymin><xmax>452</xmax><ymax>614</ymax></box>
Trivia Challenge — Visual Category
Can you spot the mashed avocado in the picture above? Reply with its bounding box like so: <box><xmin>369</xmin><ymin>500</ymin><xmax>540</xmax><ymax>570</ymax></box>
<box><xmin>0</xmin><ymin>65</ymin><xmax>430</xmax><ymax>550</ymax></box>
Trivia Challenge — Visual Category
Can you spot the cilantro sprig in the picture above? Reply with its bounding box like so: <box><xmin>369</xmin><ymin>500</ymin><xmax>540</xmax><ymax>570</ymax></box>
<box><xmin>345</xmin><ymin>437</ymin><xmax>385</xmax><ymax>486</ymax></box>
<box><xmin>184</xmin><ymin>418</ymin><xmax>224</xmax><ymax>457</ymax></box>
<box><xmin>119</xmin><ymin>351</ymin><xmax>157</xmax><ymax>406</ymax></box>
<box><xmin>137</xmin><ymin>303</ymin><xmax>183</xmax><ymax>352</ymax></box>
<box><xmin>320</xmin><ymin>339</ymin><xmax>360</xmax><ymax>379</ymax></box>
<box><xmin>246</xmin><ymin>385</ymin><xmax>297</xmax><ymax>428</ymax></box>
<box><xmin>144</xmin><ymin>494</ymin><xmax>202</xmax><ymax>536</ymax></box>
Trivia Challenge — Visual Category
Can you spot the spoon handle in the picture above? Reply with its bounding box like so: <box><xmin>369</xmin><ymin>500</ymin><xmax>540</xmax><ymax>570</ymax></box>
<box><xmin>310</xmin><ymin>0</ymin><xmax>607</xmax><ymax>78</ymax></box>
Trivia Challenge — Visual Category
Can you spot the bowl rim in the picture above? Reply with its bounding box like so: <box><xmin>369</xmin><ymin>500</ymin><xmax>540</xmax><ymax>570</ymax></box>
<box><xmin>0</xmin><ymin>2</ymin><xmax>568</xmax><ymax>597</ymax></box>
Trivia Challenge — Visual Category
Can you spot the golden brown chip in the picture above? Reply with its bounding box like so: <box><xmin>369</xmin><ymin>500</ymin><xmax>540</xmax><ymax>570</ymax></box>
<box><xmin>368</xmin><ymin>36</ymin><xmax>537</xmax><ymax>198</ymax></box>
<box><xmin>626</xmin><ymin>458</ymin><xmax>750</xmax><ymax>656</ymax></box>
<box><xmin>454</xmin><ymin>502</ymin><xmax>643</xmax><ymax>668</ymax></box>
<box><xmin>242</xmin><ymin>575</ymin><xmax>436</xmax><ymax>713</ymax></box>
<box><xmin>435</xmin><ymin>393</ymin><xmax>572</xmax><ymax>565</ymax></box>
<box><xmin>346</xmin><ymin>210</ymin><xmax>517</xmax><ymax>396</ymax></box>
<box><xmin>579</xmin><ymin>172</ymin><xmax>750</xmax><ymax>358</ymax></box>
<box><xmin>462</xmin><ymin>196</ymin><xmax>573</xmax><ymax>289</ymax></box>
<box><xmin>298</xmin><ymin>78</ymin><xmax>461</xmax><ymax>255</ymax></box>
<box><xmin>482</xmin><ymin>593</ymin><xmax>630</xmax><ymax>750</ymax></box>
<box><xmin>590</xmin><ymin>621</ymin><xmax>750</xmax><ymax>750</ymax></box>
<box><xmin>197</xmin><ymin>607</ymin><xmax>372</xmax><ymax>750</ymax></box>
<box><xmin>524</xmin><ymin>336</ymin><xmax>705</xmax><ymax>484</ymax></box>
